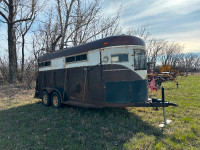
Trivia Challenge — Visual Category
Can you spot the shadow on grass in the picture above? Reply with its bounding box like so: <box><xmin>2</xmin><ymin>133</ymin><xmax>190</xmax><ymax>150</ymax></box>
<box><xmin>0</xmin><ymin>102</ymin><xmax>164</xmax><ymax>150</ymax></box>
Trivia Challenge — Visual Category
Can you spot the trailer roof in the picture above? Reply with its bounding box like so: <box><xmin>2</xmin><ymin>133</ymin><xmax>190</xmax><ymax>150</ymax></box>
<box><xmin>38</xmin><ymin>35</ymin><xmax>145</xmax><ymax>62</ymax></box>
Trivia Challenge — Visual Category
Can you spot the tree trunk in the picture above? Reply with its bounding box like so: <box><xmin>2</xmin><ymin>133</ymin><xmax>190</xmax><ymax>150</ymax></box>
<box><xmin>59</xmin><ymin>0</ymin><xmax>75</xmax><ymax>50</ymax></box>
<box><xmin>21</xmin><ymin>34</ymin><xmax>25</xmax><ymax>81</ymax></box>
<box><xmin>8</xmin><ymin>22</ymin><xmax>18</xmax><ymax>84</ymax></box>
<box><xmin>8</xmin><ymin>0</ymin><xmax>17</xmax><ymax>84</ymax></box>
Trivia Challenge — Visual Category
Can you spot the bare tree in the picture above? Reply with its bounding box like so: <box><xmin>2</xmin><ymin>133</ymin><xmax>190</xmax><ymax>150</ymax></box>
<box><xmin>126</xmin><ymin>25</ymin><xmax>151</xmax><ymax>41</ymax></box>
<box><xmin>0</xmin><ymin>0</ymin><xmax>36</xmax><ymax>83</ymax></box>
<box><xmin>161</xmin><ymin>42</ymin><xmax>183</xmax><ymax>65</ymax></box>
<box><xmin>146</xmin><ymin>38</ymin><xmax>167</xmax><ymax>64</ymax></box>
<box><xmin>193</xmin><ymin>55</ymin><xmax>200</xmax><ymax>71</ymax></box>
<box><xmin>31</xmin><ymin>0</ymin><xmax>75</xmax><ymax>53</ymax></box>
<box><xmin>16</xmin><ymin>2</ymin><xmax>43</xmax><ymax>81</ymax></box>
<box><xmin>32</xmin><ymin>0</ymin><xmax>120</xmax><ymax>54</ymax></box>
<box><xmin>0</xmin><ymin>57</ymin><xmax>9</xmax><ymax>84</ymax></box>
<box><xmin>31</xmin><ymin>30</ymin><xmax>46</xmax><ymax>60</ymax></box>
<box><xmin>184</xmin><ymin>53</ymin><xmax>200</xmax><ymax>71</ymax></box>
<box><xmin>57</xmin><ymin>0</ymin><xmax>75</xmax><ymax>49</ymax></box>
<box><xmin>70</xmin><ymin>11</ymin><xmax>120</xmax><ymax>45</ymax></box>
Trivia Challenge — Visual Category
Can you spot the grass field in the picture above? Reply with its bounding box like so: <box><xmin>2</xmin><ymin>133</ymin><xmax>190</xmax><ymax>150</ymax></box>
<box><xmin>0</xmin><ymin>76</ymin><xmax>200</xmax><ymax>150</ymax></box>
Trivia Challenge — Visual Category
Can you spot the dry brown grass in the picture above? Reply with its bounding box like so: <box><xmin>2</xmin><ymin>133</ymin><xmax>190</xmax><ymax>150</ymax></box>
<box><xmin>0</xmin><ymin>85</ymin><xmax>38</xmax><ymax>110</ymax></box>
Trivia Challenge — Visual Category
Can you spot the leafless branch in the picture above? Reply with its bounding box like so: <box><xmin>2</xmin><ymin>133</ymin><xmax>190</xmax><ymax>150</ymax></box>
<box><xmin>13</xmin><ymin>0</ymin><xmax>35</xmax><ymax>24</ymax></box>
<box><xmin>0</xmin><ymin>10</ymin><xmax>8</xmax><ymax>22</ymax></box>
<box><xmin>2</xmin><ymin>0</ymin><xmax>8</xmax><ymax>6</ymax></box>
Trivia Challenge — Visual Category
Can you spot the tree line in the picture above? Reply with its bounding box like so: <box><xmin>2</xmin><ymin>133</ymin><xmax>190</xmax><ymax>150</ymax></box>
<box><xmin>0</xmin><ymin>0</ymin><xmax>199</xmax><ymax>86</ymax></box>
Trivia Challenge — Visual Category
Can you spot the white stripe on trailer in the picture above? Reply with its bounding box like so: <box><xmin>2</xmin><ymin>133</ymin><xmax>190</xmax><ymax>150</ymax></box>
<box><xmin>39</xmin><ymin>45</ymin><xmax>146</xmax><ymax>73</ymax></box>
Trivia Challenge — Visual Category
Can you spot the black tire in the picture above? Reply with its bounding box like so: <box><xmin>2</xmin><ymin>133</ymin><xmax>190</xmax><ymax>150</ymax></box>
<box><xmin>42</xmin><ymin>91</ymin><xmax>51</xmax><ymax>106</ymax></box>
<box><xmin>51</xmin><ymin>92</ymin><xmax>61</xmax><ymax>108</ymax></box>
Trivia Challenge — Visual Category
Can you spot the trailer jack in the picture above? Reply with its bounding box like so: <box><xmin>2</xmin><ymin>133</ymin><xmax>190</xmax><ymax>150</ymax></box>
<box><xmin>158</xmin><ymin>87</ymin><xmax>172</xmax><ymax>127</ymax></box>
<box><xmin>151</xmin><ymin>87</ymin><xmax>176</xmax><ymax>127</ymax></box>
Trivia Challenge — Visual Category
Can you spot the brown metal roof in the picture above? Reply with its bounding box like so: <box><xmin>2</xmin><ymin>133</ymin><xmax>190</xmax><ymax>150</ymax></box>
<box><xmin>38</xmin><ymin>35</ymin><xmax>145</xmax><ymax>62</ymax></box>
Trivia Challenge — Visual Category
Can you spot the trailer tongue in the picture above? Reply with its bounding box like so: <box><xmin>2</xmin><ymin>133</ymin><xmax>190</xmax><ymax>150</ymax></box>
<box><xmin>133</xmin><ymin>87</ymin><xmax>177</xmax><ymax>127</ymax></box>
<box><xmin>131</xmin><ymin>87</ymin><xmax>177</xmax><ymax>107</ymax></box>
<box><xmin>129</xmin><ymin>100</ymin><xmax>177</xmax><ymax>107</ymax></box>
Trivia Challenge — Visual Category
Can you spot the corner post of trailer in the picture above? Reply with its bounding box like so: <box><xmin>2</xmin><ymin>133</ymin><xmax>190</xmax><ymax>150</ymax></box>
<box><xmin>162</xmin><ymin>87</ymin><xmax>167</xmax><ymax>125</ymax></box>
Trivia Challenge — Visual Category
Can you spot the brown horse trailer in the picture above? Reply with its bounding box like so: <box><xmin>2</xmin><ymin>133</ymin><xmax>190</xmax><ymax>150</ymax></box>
<box><xmin>34</xmin><ymin>35</ymin><xmax>176</xmax><ymax>108</ymax></box>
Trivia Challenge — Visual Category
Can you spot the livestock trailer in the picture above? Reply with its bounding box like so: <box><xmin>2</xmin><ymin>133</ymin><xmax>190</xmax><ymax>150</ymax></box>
<box><xmin>34</xmin><ymin>35</ymin><xmax>176</xmax><ymax>108</ymax></box>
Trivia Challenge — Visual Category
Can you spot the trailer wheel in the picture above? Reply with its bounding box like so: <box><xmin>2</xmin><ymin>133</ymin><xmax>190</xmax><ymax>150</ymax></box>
<box><xmin>51</xmin><ymin>92</ymin><xmax>61</xmax><ymax>108</ymax></box>
<box><xmin>42</xmin><ymin>91</ymin><xmax>51</xmax><ymax>106</ymax></box>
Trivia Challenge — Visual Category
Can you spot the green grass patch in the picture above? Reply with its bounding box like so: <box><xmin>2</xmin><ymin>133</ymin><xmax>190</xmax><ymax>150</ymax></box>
<box><xmin>0</xmin><ymin>76</ymin><xmax>200</xmax><ymax>149</ymax></box>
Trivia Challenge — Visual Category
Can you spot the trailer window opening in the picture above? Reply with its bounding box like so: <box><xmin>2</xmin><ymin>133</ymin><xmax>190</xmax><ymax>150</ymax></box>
<box><xmin>66</xmin><ymin>54</ymin><xmax>87</xmax><ymax>63</ymax></box>
<box><xmin>76</xmin><ymin>54</ymin><xmax>87</xmax><ymax>61</ymax></box>
<box><xmin>39</xmin><ymin>61</ymin><xmax>51</xmax><ymax>68</ymax></box>
<box><xmin>134</xmin><ymin>50</ymin><xmax>147</xmax><ymax>70</ymax></box>
<box><xmin>45</xmin><ymin>61</ymin><xmax>51</xmax><ymax>66</ymax></box>
<box><xmin>111</xmin><ymin>54</ymin><xmax>128</xmax><ymax>63</ymax></box>
<box><xmin>66</xmin><ymin>56</ymin><xmax>75</xmax><ymax>63</ymax></box>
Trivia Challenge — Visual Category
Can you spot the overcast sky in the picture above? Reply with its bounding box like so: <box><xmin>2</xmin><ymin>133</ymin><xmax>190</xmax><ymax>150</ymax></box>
<box><xmin>103</xmin><ymin>0</ymin><xmax>200</xmax><ymax>53</ymax></box>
